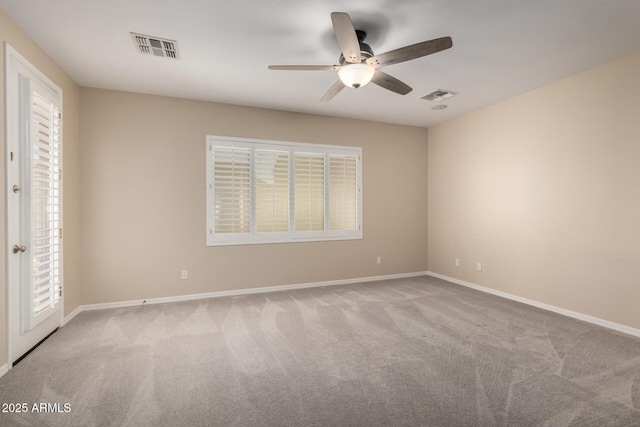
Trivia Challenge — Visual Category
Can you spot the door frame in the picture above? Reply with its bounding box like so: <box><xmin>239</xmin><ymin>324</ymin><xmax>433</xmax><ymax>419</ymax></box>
<box><xmin>4</xmin><ymin>42</ymin><xmax>64</xmax><ymax>367</ymax></box>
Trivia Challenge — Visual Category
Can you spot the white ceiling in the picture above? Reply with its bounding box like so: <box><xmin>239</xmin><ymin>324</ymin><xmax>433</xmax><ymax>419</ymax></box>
<box><xmin>2</xmin><ymin>0</ymin><xmax>640</xmax><ymax>128</ymax></box>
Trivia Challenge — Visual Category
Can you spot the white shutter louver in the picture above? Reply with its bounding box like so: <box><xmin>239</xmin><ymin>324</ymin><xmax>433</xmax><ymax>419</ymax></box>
<box><xmin>294</xmin><ymin>153</ymin><xmax>325</xmax><ymax>232</ymax></box>
<box><xmin>255</xmin><ymin>149</ymin><xmax>290</xmax><ymax>233</ymax></box>
<box><xmin>212</xmin><ymin>146</ymin><xmax>251</xmax><ymax>234</ymax></box>
<box><xmin>28</xmin><ymin>91</ymin><xmax>62</xmax><ymax>323</ymax></box>
<box><xmin>329</xmin><ymin>154</ymin><xmax>359</xmax><ymax>231</ymax></box>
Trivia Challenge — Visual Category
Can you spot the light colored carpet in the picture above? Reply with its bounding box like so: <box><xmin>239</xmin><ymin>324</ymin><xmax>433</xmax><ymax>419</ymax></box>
<box><xmin>1</xmin><ymin>276</ymin><xmax>639</xmax><ymax>426</ymax></box>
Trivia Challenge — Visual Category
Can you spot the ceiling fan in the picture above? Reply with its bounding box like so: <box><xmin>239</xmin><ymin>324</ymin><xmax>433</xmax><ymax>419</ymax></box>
<box><xmin>268</xmin><ymin>12</ymin><xmax>453</xmax><ymax>102</ymax></box>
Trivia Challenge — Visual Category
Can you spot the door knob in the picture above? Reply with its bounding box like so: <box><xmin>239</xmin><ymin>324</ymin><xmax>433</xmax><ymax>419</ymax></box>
<box><xmin>12</xmin><ymin>245</ymin><xmax>27</xmax><ymax>254</ymax></box>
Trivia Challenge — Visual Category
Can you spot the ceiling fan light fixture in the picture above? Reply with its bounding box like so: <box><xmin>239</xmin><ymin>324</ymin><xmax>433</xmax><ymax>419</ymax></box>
<box><xmin>338</xmin><ymin>63</ymin><xmax>375</xmax><ymax>89</ymax></box>
<box><xmin>268</xmin><ymin>12</ymin><xmax>453</xmax><ymax>101</ymax></box>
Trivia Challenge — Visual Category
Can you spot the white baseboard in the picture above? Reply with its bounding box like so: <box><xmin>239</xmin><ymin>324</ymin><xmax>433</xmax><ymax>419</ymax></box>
<box><xmin>63</xmin><ymin>305</ymin><xmax>83</xmax><ymax>326</ymax></box>
<box><xmin>0</xmin><ymin>363</ymin><xmax>8</xmax><ymax>379</ymax></box>
<box><xmin>427</xmin><ymin>271</ymin><xmax>640</xmax><ymax>338</ymax></box>
<box><xmin>71</xmin><ymin>271</ymin><xmax>430</xmax><ymax>314</ymax></box>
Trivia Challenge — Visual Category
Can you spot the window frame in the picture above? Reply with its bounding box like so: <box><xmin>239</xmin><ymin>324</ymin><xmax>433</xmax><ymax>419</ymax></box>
<box><xmin>206</xmin><ymin>135</ymin><xmax>362</xmax><ymax>246</ymax></box>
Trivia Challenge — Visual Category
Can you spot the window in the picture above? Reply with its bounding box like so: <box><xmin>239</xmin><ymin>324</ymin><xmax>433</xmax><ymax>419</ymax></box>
<box><xmin>206</xmin><ymin>136</ymin><xmax>362</xmax><ymax>245</ymax></box>
<box><xmin>30</xmin><ymin>90</ymin><xmax>63</xmax><ymax>321</ymax></box>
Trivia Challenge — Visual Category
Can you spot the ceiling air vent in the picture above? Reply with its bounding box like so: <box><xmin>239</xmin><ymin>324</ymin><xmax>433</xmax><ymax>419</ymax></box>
<box><xmin>130</xmin><ymin>33</ymin><xmax>180</xmax><ymax>59</ymax></box>
<box><xmin>420</xmin><ymin>89</ymin><xmax>458</xmax><ymax>102</ymax></box>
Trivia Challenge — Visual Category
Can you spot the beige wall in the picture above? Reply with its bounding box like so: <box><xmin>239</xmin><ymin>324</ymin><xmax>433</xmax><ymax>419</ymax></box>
<box><xmin>79</xmin><ymin>88</ymin><xmax>429</xmax><ymax>304</ymax></box>
<box><xmin>428</xmin><ymin>52</ymin><xmax>640</xmax><ymax>329</ymax></box>
<box><xmin>1</xmin><ymin>8</ymin><xmax>81</xmax><ymax>367</ymax></box>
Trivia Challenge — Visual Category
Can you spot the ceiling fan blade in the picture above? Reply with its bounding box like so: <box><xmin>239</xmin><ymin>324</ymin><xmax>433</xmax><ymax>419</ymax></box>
<box><xmin>331</xmin><ymin>12</ymin><xmax>361</xmax><ymax>63</ymax></box>
<box><xmin>268</xmin><ymin>65</ymin><xmax>341</xmax><ymax>71</ymax></box>
<box><xmin>366</xmin><ymin>36</ymin><xmax>453</xmax><ymax>68</ymax></box>
<box><xmin>371</xmin><ymin>70</ymin><xmax>412</xmax><ymax>95</ymax></box>
<box><xmin>321</xmin><ymin>80</ymin><xmax>345</xmax><ymax>102</ymax></box>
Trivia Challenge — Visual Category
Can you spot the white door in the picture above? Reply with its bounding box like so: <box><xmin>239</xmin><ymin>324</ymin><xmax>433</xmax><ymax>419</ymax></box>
<box><xmin>5</xmin><ymin>44</ymin><xmax>63</xmax><ymax>365</ymax></box>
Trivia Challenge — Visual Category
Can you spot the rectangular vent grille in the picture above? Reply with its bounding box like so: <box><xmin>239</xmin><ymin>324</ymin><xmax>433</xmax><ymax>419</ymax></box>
<box><xmin>420</xmin><ymin>89</ymin><xmax>458</xmax><ymax>102</ymax></box>
<box><xmin>131</xmin><ymin>33</ymin><xmax>179</xmax><ymax>59</ymax></box>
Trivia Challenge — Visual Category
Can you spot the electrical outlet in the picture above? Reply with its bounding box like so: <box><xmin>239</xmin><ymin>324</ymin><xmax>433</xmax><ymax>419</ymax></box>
<box><xmin>455</xmin><ymin>258</ymin><xmax>460</xmax><ymax>267</ymax></box>
<box><xmin>181</xmin><ymin>270</ymin><xmax>188</xmax><ymax>280</ymax></box>
<box><xmin>476</xmin><ymin>263</ymin><xmax>482</xmax><ymax>272</ymax></box>
<box><xmin>376</xmin><ymin>256</ymin><xmax>382</xmax><ymax>265</ymax></box>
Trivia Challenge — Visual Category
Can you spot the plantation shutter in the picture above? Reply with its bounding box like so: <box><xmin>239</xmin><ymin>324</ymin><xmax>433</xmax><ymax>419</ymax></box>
<box><xmin>206</xmin><ymin>136</ymin><xmax>362</xmax><ymax>245</ymax></box>
<box><xmin>255</xmin><ymin>148</ymin><xmax>290</xmax><ymax>233</ymax></box>
<box><xmin>329</xmin><ymin>154</ymin><xmax>359</xmax><ymax>231</ymax></box>
<box><xmin>211</xmin><ymin>145</ymin><xmax>252</xmax><ymax>236</ymax></box>
<box><xmin>22</xmin><ymin>81</ymin><xmax>63</xmax><ymax>330</ymax></box>
<box><xmin>294</xmin><ymin>152</ymin><xmax>325</xmax><ymax>232</ymax></box>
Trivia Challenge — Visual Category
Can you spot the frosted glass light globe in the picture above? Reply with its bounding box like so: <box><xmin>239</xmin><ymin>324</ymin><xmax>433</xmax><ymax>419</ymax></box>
<box><xmin>338</xmin><ymin>63</ymin><xmax>375</xmax><ymax>89</ymax></box>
